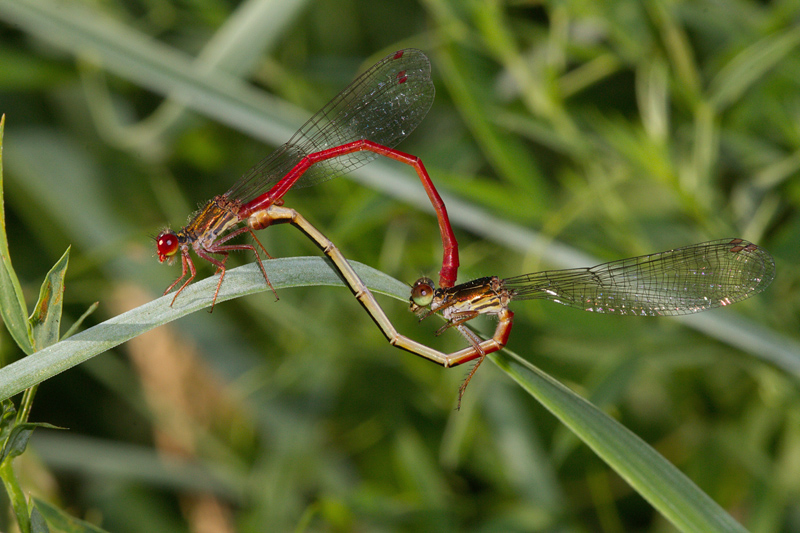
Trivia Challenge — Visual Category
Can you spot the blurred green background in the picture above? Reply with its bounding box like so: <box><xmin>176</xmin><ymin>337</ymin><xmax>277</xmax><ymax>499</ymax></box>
<box><xmin>1</xmin><ymin>0</ymin><xmax>800</xmax><ymax>531</ymax></box>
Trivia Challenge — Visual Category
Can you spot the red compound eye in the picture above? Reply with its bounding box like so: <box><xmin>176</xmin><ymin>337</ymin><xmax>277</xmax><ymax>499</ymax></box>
<box><xmin>156</xmin><ymin>231</ymin><xmax>179</xmax><ymax>262</ymax></box>
<box><xmin>410</xmin><ymin>277</ymin><xmax>435</xmax><ymax>307</ymax></box>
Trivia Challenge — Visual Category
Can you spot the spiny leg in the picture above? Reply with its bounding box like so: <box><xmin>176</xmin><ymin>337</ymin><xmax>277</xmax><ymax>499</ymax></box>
<box><xmin>434</xmin><ymin>311</ymin><xmax>480</xmax><ymax>336</ymax></box>
<box><xmin>245</xmin><ymin>228</ymin><xmax>278</xmax><ymax>300</ymax></box>
<box><xmin>168</xmin><ymin>250</ymin><xmax>197</xmax><ymax>306</ymax></box>
<box><xmin>455</xmin><ymin>324</ymin><xmax>487</xmax><ymax>411</ymax></box>
<box><xmin>202</xmin><ymin>226</ymin><xmax>279</xmax><ymax>307</ymax></box>
<box><xmin>194</xmin><ymin>248</ymin><xmax>230</xmax><ymax>312</ymax></box>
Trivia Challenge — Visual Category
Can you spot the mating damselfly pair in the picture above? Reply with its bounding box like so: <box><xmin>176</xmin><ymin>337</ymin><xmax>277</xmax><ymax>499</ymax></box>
<box><xmin>156</xmin><ymin>49</ymin><xmax>775</xmax><ymax>407</ymax></box>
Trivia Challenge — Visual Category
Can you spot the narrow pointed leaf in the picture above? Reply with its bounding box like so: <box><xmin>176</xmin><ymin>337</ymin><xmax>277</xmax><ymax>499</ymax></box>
<box><xmin>61</xmin><ymin>301</ymin><xmax>98</xmax><ymax>340</ymax></box>
<box><xmin>29</xmin><ymin>505</ymin><xmax>49</xmax><ymax>533</ymax></box>
<box><xmin>0</xmin><ymin>115</ymin><xmax>33</xmax><ymax>355</ymax></box>
<box><xmin>0</xmin><ymin>422</ymin><xmax>61</xmax><ymax>464</ymax></box>
<box><xmin>0</xmin><ymin>399</ymin><xmax>15</xmax><ymax>442</ymax></box>
<box><xmin>28</xmin><ymin>247</ymin><xmax>70</xmax><ymax>351</ymax></box>
<box><xmin>33</xmin><ymin>498</ymin><xmax>111</xmax><ymax>533</ymax></box>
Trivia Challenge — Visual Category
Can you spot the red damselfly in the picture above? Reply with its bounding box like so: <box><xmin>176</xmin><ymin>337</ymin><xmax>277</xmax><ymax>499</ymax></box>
<box><xmin>156</xmin><ymin>49</ymin><xmax>458</xmax><ymax>309</ymax></box>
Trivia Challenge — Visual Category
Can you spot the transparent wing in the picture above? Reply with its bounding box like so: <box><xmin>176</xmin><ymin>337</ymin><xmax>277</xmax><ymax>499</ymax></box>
<box><xmin>503</xmin><ymin>239</ymin><xmax>775</xmax><ymax>316</ymax></box>
<box><xmin>225</xmin><ymin>48</ymin><xmax>434</xmax><ymax>203</ymax></box>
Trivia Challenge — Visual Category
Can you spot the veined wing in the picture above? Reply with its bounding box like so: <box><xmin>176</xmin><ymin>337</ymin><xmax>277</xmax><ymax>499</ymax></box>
<box><xmin>502</xmin><ymin>239</ymin><xmax>775</xmax><ymax>316</ymax></box>
<box><xmin>225</xmin><ymin>49</ymin><xmax>434</xmax><ymax>203</ymax></box>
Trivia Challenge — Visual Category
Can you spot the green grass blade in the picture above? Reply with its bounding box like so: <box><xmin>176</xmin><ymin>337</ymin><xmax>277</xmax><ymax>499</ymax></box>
<box><xmin>709</xmin><ymin>26</ymin><xmax>800</xmax><ymax>111</ymax></box>
<box><xmin>491</xmin><ymin>349</ymin><xmax>748</xmax><ymax>533</ymax></box>
<box><xmin>0</xmin><ymin>257</ymin><xmax>409</xmax><ymax>401</ymax></box>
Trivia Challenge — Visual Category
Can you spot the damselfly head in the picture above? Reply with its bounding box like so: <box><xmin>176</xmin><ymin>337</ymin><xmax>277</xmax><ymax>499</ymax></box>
<box><xmin>156</xmin><ymin>230</ymin><xmax>180</xmax><ymax>264</ymax></box>
<box><xmin>409</xmin><ymin>277</ymin><xmax>436</xmax><ymax>313</ymax></box>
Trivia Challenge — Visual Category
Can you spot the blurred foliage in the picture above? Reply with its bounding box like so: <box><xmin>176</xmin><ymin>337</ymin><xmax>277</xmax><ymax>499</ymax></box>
<box><xmin>0</xmin><ymin>0</ymin><xmax>800</xmax><ymax>531</ymax></box>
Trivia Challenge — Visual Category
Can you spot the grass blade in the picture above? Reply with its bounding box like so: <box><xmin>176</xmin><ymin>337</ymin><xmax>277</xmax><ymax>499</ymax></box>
<box><xmin>492</xmin><ymin>349</ymin><xmax>748</xmax><ymax>533</ymax></box>
<box><xmin>0</xmin><ymin>257</ymin><xmax>409</xmax><ymax>401</ymax></box>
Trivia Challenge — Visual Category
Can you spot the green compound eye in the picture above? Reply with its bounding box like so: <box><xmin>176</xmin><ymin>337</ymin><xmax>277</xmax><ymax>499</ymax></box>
<box><xmin>410</xmin><ymin>277</ymin><xmax>435</xmax><ymax>307</ymax></box>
